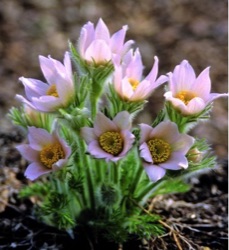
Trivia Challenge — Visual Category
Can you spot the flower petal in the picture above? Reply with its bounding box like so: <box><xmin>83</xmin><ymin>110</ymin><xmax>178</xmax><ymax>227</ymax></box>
<box><xmin>94</xmin><ymin>112</ymin><xmax>117</xmax><ymax>136</ymax></box>
<box><xmin>81</xmin><ymin>127</ymin><xmax>97</xmax><ymax>144</ymax></box>
<box><xmin>159</xmin><ymin>152</ymin><xmax>189</xmax><ymax>170</ymax></box>
<box><xmin>84</xmin><ymin>40</ymin><xmax>112</xmax><ymax>62</ymax></box>
<box><xmin>88</xmin><ymin>140</ymin><xmax>113</xmax><ymax>159</ymax></box>
<box><xmin>19</xmin><ymin>77</ymin><xmax>47</xmax><ymax>100</ymax></box>
<box><xmin>95</xmin><ymin>18</ymin><xmax>110</xmax><ymax>42</ymax></box>
<box><xmin>28</xmin><ymin>127</ymin><xmax>54</xmax><ymax>150</ymax></box>
<box><xmin>139</xmin><ymin>142</ymin><xmax>153</xmax><ymax>163</ymax></box>
<box><xmin>139</xmin><ymin>123</ymin><xmax>153</xmax><ymax>144</ymax></box>
<box><xmin>25</xmin><ymin>162</ymin><xmax>51</xmax><ymax>181</ymax></box>
<box><xmin>143</xmin><ymin>162</ymin><xmax>166</xmax><ymax>182</ymax></box>
<box><xmin>119</xmin><ymin>130</ymin><xmax>135</xmax><ymax>157</ymax></box>
<box><xmin>172</xmin><ymin>134</ymin><xmax>195</xmax><ymax>155</ymax></box>
<box><xmin>16</xmin><ymin>145</ymin><xmax>39</xmax><ymax>162</ymax></box>
<box><xmin>192</xmin><ymin>67</ymin><xmax>211</xmax><ymax>100</ymax></box>
<box><xmin>113</xmin><ymin>111</ymin><xmax>132</xmax><ymax>130</ymax></box>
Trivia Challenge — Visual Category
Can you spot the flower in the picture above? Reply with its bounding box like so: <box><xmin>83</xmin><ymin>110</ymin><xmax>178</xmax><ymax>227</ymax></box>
<box><xmin>16</xmin><ymin>127</ymin><xmax>71</xmax><ymax>181</ymax></box>
<box><xmin>164</xmin><ymin>60</ymin><xmax>228</xmax><ymax>115</ymax></box>
<box><xmin>16</xmin><ymin>52</ymin><xmax>74</xmax><ymax>112</ymax></box>
<box><xmin>139</xmin><ymin>121</ymin><xmax>195</xmax><ymax>182</ymax></box>
<box><xmin>113</xmin><ymin>48</ymin><xmax>168</xmax><ymax>101</ymax></box>
<box><xmin>81</xmin><ymin>111</ymin><xmax>135</xmax><ymax>162</ymax></box>
<box><xmin>78</xmin><ymin>18</ymin><xmax>133</xmax><ymax>64</ymax></box>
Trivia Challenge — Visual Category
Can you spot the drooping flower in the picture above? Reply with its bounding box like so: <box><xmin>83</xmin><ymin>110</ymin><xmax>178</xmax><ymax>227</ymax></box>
<box><xmin>16</xmin><ymin>52</ymin><xmax>74</xmax><ymax>112</ymax></box>
<box><xmin>139</xmin><ymin>121</ymin><xmax>195</xmax><ymax>182</ymax></box>
<box><xmin>16</xmin><ymin>127</ymin><xmax>71</xmax><ymax>181</ymax></box>
<box><xmin>113</xmin><ymin>48</ymin><xmax>168</xmax><ymax>101</ymax></box>
<box><xmin>78</xmin><ymin>18</ymin><xmax>134</xmax><ymax>64</ymax></box>
<box><xmin>164</xmin><ymin>60</ymin><xmax>228</xmax><ymax>115</ymax></box>
<box><xmin>81</xmin><ymin>111</ymin><xmax>135</xmax><ymax>162</ymax></box>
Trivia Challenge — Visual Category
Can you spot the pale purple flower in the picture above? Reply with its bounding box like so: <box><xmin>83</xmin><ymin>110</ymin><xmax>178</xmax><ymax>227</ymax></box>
<box><xmin>17</xmin><ymin>127</ymin><xmax>71</xmax><ymax>181</ymax></box>
<box><xmin>164</xmin><ymin>60</ymin><xmax>228</xmax><ymax>115</ymax></box>
<box><xmin>139</xmin><ymin>121</ymin><xmax>195</xmax><ymax>182</ymax></box>
<box><xmin>16</xmin><ymin>52</ymin><xmax>74</xmax><ymax>112</ymax></box>
<box><xmin>81</xmin><ymin>111</ymin><xmax>135</xmax><ymax>162</ymax></box>
<box><xmin>78</xmin><ymin>18</ymin><xmax>134</xmax><ymax>64</ymax></box>
<box><xmin>113</xmin><ymin>48</ymin><xmax>168</xmax><ymax>101</ymax></box>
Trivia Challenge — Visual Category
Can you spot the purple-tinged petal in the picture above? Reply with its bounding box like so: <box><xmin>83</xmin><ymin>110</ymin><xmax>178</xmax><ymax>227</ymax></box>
<box><xmin>39</xmin><ymin>56</ymin><xmax>58</xmax><ymax>85</ymax></box>
<box><xmin>154</xmin><ymin>75</ymin><xmax>168</xmax><ymax>88</ymax></box>
<box><xmin>110</xmin><ymin>25</ymin><xmax>128</xmax><ymax>54</ymax></box>
<box><xmin>28</xmin><ymin>127</ymin><xmax>54</xmax><ymax>150</ymax></box>
<box><xmin>172</xmin><ymin>134</ymin><xmax>195</xmax><ymax>155</ymax></box>
<box><xmin>192</xmin><ymin>67</ymin><xmax>211</xmax><ymax>100</ymax></box>
<box><xmin>172</xmin><ymin>60</ymin><xmax>196</xmax><ymax>93</ymax></box>
<box><xmin>88</xmin><ymin>140</ymin><xmax>113</xmax><ymax>159</ymax></box>
<box><xmin>25</xmin><ymin>162</ymin><xmax>51</xmax><ymax>181</ymax></box>
<box><xmin>53</xmin><ymin>159</ymin><xmax>68</xmax><ymax>170</ymax></box>
<box><xmin>150</xmin><ymin>121</ymin><xmax>179</xmax><ymax>144</ymax></box>
<box><xmin>185</xmin><ymin>97</ymin><xmax>206</xmax><ymax>115</ymax></box>
<box><xmin>81</xmin><ymin>127</ymin><xmax>97</xmax><ymax>144</ymax></box>
<box><xmin>159</xmin><ymin>152</ymin><xmax>188</xmax><ymax>170</ymax></box>
<box><xmin>63</xmin><ymin>51</ymin><xmax>73</xmax><ymax>79</ymax></box>
<box><xmin>143</xmin><ymin>162</ymin><xmax>166</xmax><ymax>182</ymax></box>
<box><xmin>15</xmin><ymin>94</ymin><xmax>37</xmax><ymax>110</ymax></box>
<box><xmin>78</xmin><ymin>22</ymin><xmax>95</xmax><ymax>56</ymax></box>
<box><xmin>113</xmin><ymin>111</ymin><xmax>132</xmax><ymax>130</ymax></box>
<box><xmin>84</xmin><ymin>40</ymin><xmax>112</xmax><ymax>62</ymax></box>
<box><xmin>130</xmin><ymin>80</ymin><xmax>152</xmax><ymax>101</ymax></box>
<box><xmin>58</xmin><ymin>137</ymin><xmax>72</xmax><ymax>158</ymax></box>
<box><xmin>206</xmin><ymin>92</ymin><xmax>228</xmax><ymax>104</ymax></box>
<box><xmin>125</xmin><ymin>48</ymin><xmax>144</xmax><ymax>79</ymax></box>
<box><xmin>31</xmin><ymin>96</ymin><xmax>62</xmax><ymax>112</ymax></box>
<box><xmin>95</xmin><ymin>18</ymin><xmax>110</xmax><ymax>42</ymax></box>
<box><xmin>139</xmin><ymin>123</ymin><xmax>153</xmax><ymax>144</ymax></box>
<box><xmin>94</xmin><ymin>112</ymin><xmax>118</xmax><ymax>136</ymax></box>
<box><xmin>139</xmin><ymin>142</ymin><xmax>153</xmax><ymax>163</ymax></box>
<box><xmin>19</xmin><ymin>77</ymin><xmax>48</xmax><ymax>100</ymax></box>
<box><xmin>16</xmin><ymin>145</ymin><xmax>39</xmax><ymax>162</ymax></box>
<box><xmin>145</xmin><ymin>56</ymin><xmax>158</xmax><ymax>83</ymax></box>
<box><xmin>119</xmin><ymin>130</ymin><xmax>135</xmax><ymax>157</ymax></box>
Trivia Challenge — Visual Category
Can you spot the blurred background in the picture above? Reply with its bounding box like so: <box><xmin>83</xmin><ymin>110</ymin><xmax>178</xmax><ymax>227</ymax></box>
<box><xmin>0</xmin><ymin>0</ymin><xmax>227</xmax><ymax>160</ymax></box>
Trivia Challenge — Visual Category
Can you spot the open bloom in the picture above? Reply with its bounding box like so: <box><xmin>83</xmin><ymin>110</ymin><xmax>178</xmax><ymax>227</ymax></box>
<box><xmin>113</xmin><ymin>48</ymin><xmax>168</xmax><ymax>101</ymax></box>
<box><xmin>16</xmin><ymin>52</ymin><xmax>74</xmax><ymax>112</ymax></box>
<box><xmin>81</xmin><ymin>111</ymin><xmax>135</xmax><ymax>162</ymax></box>
<box><xmin>78</xmin><ymin>18</ymin><xmax>133</xmax><ymax>64</ymax></box>
<box><xmin>164</xmin><ymin>60</ymin><xmax>228</xmax><ymax>115</ymax></box>
<box><xmin>17</xmin><ymin>127</ymin><xmax>71</xmax><ymax>181</ymax></box>
<box><xmin>139</xmin><ymin>121</ymin><xmax>195</xmax><ymax>182</ymax></box>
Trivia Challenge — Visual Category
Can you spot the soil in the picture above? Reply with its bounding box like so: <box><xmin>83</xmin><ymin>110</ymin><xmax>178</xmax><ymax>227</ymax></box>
<box><xmin>0</xmin><ymin>0</ymin><xmax>228</xmax><ymax>249</ymax></box>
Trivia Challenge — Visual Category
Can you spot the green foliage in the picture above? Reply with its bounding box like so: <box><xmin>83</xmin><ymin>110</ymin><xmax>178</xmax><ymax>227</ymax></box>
<box><xmin>126</xmin><ymin>214</ymin><xmax>164</xmax><ymax>239</ymax></box>
<box><xmin>165</xmin><ymin>101</ymin><xmax>212</xmax><ymax>133</ymax></box>
<box><xmin>150</xmin><ymin>179</ymin><xmax>191</xmax><ymax>197</ymax></box>
<box><xmin>19</xmin><ymin>181</ymin><xmax>50</xmax><ymax>199</ymax></box>
<box><xmin>104</xmin><ymin>83</ymin><xmax>147</xmax><ymax>119</ymax></box>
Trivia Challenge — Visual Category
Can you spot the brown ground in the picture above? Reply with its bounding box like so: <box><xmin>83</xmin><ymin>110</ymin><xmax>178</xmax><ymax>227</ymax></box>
<box><xmin>0</xmin><ymin>0</ymin><xmax>228</xmax><ymax>249</ymax></box>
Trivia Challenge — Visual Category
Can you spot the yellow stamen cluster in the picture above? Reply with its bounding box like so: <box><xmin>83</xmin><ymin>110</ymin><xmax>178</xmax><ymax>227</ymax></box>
<box><xmin>99</xmin><ymin>131</ymin><xmax>123</xmax><ymax>156</ymax></box>
<box><xmin>46</xmin><ymin>84</ymin><xmax>59</xmax><ymax>97</ymax></box>
<box><xmin>128</xmin><ymin>78</ymin><xmax>140</xmax><ymax>91</ymax></box>
<box><xmin>175</xmin><ymin>91</ymin><xmax>196</xmax><ymax>105</ymax></box>
<box><xmin>147</xmin><ymin>138</ymin><xmax>171</xmax><ymax>164</ymax></box>
<box><xmin>40</xmin><ymin>143</ymin><xmax>65</xmax><ymax>168</ymax></box>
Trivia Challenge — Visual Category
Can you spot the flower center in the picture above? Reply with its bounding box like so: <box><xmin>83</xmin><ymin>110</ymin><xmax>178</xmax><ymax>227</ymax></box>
<box><xmin>176</xmin><ymin>91</ymin><xmax>196</xmax><ymax>105</ymax></box>
<box><xmin>147</xmin><ymin>138</ymin><xmax>171</xmax><ymax>164</ymax></box>
<box><xmin>128</xmin><ymin>78</ymin><xmax>140</xmax><ymax>91</ymax></box>
<box><xmin>99</xmin><ymin>131</ymin><xmax>123</xmax><ymax>156</ymax></box>
<box><xmin>40</xmin><ymin>143</ymin><xmax>65</xmax><ymax>168</ymax></box>
<box><xmin>46</xmin><ymin>84</ymin><xmax>59</xmax><ymax>97</ymax></box>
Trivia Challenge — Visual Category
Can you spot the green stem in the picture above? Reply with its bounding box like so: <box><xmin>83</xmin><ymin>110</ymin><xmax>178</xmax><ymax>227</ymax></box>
<box><xmin>135</xmin><ymin>180</ymin><xmax>164</xmax><ymax>205</ymax></box>
<box><xmin>129</xmin><ymin>162</ymin><xmax>144</xmax><ymax>195</ymax></box>
<box><xmin>77</xmin><ymin>136</ymin><xmax>96</xmax><ymax>210</ymax></box>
